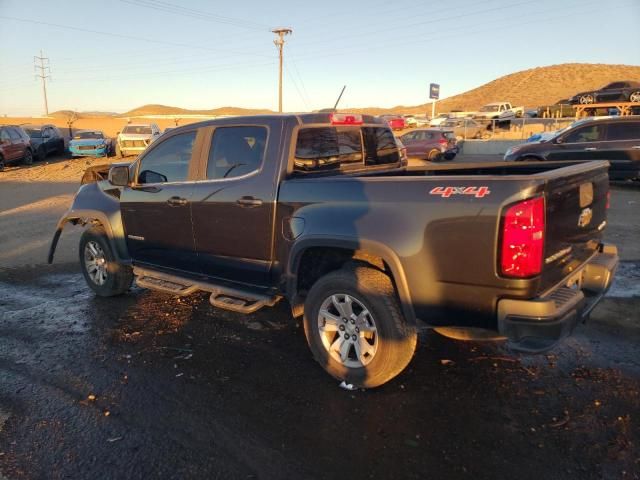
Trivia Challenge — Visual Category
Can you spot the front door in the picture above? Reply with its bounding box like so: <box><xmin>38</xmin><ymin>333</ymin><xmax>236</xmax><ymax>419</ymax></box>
<box><xmin>547</xmin><ymin>123</ymin><xmax>606</xmax><ymax>161</ymax></box>
<box><xmin>120</xmin><ymin>130</ymin><xmax>200</xmax><ymax>272</ymax></box>
<box><xmin>190</xmin><ymin>125</ymin><xmax>276</xmax><ymax>286</ymax></box>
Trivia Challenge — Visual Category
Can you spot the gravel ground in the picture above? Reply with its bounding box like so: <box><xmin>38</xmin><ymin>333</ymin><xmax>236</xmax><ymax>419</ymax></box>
<box><xmin>0</xmin><ymin>155</ymin><xmax>639</xmax><ymax>479</ymax></box>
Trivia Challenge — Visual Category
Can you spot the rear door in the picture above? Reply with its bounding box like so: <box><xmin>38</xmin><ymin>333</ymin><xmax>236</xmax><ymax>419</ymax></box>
<box><xmin>599</xmin><ymin>120</ymin><xmax>640</xmax><ymax>180</ymax></box>
<box><xmin>7</xmin><ymin>128</ymin><xmax>26</xmax><ymax>160</ymax></box>
<box><xmin>1</xmin><ymin>128</ymin><xmax>19</xmax><ymax>161</ymax></box>
<box><xmin>190</xmin><ymin>124</ymin><xmax>277</xmax><ymax>286</ymax></box>
<box><xmin>120</xmin><ymin>129</ymin><xmax>201</xmax><ymax>272</ymax></box>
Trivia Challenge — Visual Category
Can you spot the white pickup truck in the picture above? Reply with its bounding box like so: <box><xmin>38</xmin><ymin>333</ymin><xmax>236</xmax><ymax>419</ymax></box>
<box><xmin>473</xmin><ymin>102</ymin><xmax>524</xmax><ymax>120</ymax></box>
<box><xmin>116</xmin><ymin>123</ymin><xmax>161</xmax><ymax>158</ymax></box>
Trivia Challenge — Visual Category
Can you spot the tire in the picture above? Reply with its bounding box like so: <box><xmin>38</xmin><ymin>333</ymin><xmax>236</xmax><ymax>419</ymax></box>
<box><xmin>579</xmin><ymin>94</ymin><xmax>594</xmax><ymax>104</ymax></box>
<box><xmin>116</xmin><ymin>144</ymin><xmax>126</xmax><ymax>158</ymax></box>
<box><xmin>0</xmin><ymin>155</ymin><xmax>4</xmax><ymax>172</ymax></box>
<box><xmin>629</xmin><ymin>91</ymin><xmax>640</xmax><ymax>103</ymax></box>
<box><xmin>79</xmin><ymin>226</ymin><xmax>133</xmax><ymax>297</ymax></box>
<box><xmin>427</xmin><ymin>149</ymin><xmax>442</xmax><ymax>161</ymax></box>
<box><xmin>23</xmin><ymin>148</ymin><xmax>33</xmax><ymax>165</ymax></box>
<box><xmin>519</xmin><ymin>155</ymin><xmax>544</xmax><ymax>162</ymax></box>
<box><xmin>303</xmin><ymin>264</ymin><xmax>417</xmax><ymax>389</ymax></box>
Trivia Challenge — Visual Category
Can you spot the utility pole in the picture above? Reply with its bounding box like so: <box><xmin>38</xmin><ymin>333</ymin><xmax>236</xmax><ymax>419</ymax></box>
<box><xmin>272</xmin><ymin>28</ymin><xmax>292</xmax><ymax>113</ymax></box>
<box><xmin>34</xmin><ymin>50</ymin><xmax>51</xmax><ymax>116</ymax></box>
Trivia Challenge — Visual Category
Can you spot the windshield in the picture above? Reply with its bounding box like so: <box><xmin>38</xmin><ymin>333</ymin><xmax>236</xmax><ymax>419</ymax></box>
<box><xmin>122</xmin><ymin>125</ymin><xmax>152</xmax><ymax>135</ymax></box>
<box><xmin>74</xmin><ymin>131</ymin><xmax>104</xmax><ymax>139</ymax></box>
<box><xmin>442</xmin><ymin>121</ymin><xmax>459</xmax><ymax>127</ymax></box>
<box><xmin>24</xmin><ymin>128</ymin><xmax>42</xmax><ymax>138</ymax></box>
<box><xmin>480</xmin><ymin>105</ymin><xmax>499</xmax><ymax>112</ymax></box>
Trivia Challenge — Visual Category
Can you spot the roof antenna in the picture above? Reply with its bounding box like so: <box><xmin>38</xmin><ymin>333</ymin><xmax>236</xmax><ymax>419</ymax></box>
<box><xmin>333</xmin><ymin>85</ymin><xmax>346</xmax><ymax>111</ymax></box>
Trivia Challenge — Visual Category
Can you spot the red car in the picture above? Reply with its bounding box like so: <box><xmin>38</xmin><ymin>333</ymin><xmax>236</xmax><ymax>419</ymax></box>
<box><xmin>399</xmin><ymin>128</ymin><xmax>459</xmax><ymax>161</ymax></box>
<box><xmin>380</xmin><ymin>115</ymin><xmax>406</xmax><ymax>131</ymax></box>
<box><xmin>0</xmin><ymin>125</ymin><xmax>34</xmax><ymax>170</ymax></box>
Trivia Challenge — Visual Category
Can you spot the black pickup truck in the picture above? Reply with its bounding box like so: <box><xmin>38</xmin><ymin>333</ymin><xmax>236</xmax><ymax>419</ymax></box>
<box><xmin>49</xmin><ymin>113</ymin><xmax>618</xmax><ymax>388</ymax></box>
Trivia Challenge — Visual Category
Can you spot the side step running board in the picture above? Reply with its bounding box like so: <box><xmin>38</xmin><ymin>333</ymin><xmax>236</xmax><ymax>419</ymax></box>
<box><xmin>134</xmin><ymin>267</ymin><xmax>280</xmax><ymax>314</ymax></box>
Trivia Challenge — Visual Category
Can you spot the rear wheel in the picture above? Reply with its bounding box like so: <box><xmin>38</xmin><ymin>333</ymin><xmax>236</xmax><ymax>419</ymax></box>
<box><xmin>303</xmin><ymin>264</ymin><xmax>417</xmax><ymax>389</ymax></box>
<box><xmin>519</xmin><ymin>155</ymin><xmax>544</xmax><ymax>162</ymax></box>
<box><xmin>23</xmin><ymin>149</ymin><xmax>33</xmax><ymax>165</ymax></box>
<box><xmin>0</xmin><ymin>154</ymin><xmax>4</xmax><ymax>171</ymax></box>
<box><xmin>629</xmin><ymin>91</ymin><xmax>640</xmax><ymax>103</ymax></box>
<box><xmin>37</xmin><ymin>146</ymin><xmax>46</xmax><ymax>162</ymax></box>
<box><xmin>79</xmin><ymin>226</ymin><xmax>133</xmax><ymax>297</ymax></box>
<box><xmin>579</xmin><ymin>94</ymin><xmax>594</xmax><ymax>104</ymax></box>
<box><xmin>427</xmin><ymin>149</ymin><xmax>442</xmax><ymax>161</ymax></box>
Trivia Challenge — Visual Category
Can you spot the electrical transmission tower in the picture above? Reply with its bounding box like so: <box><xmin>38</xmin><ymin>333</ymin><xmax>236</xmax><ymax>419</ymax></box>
<box><xmin>272</xmin><ymin>28</ymin><xmax>292</xmax><ymax>113</ymax></box>
<box><xmin>34</xmin><ymin>50</ymin><xmax>51</xmax><ymax>116</ymax></box>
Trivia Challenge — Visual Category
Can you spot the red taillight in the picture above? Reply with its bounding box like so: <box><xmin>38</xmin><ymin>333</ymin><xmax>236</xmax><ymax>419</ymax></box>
<box><xmin>500</xmin><ymin>197</ymin><xmax>545</xmax><ymax>278</ymax></box>
<box><xmin>438</xmin><ymin>138</ymin><xmax>447</xmax><ymax>146</ymax></box>
<box><xmin>330</xmin><ymin>113</ymin><xmax>363</xmax><ymax>125</ymax></box>
<box><xmin>606</xmin><ymin>190</ymin><xmax>610</xmax><ymax>209</ymax></box>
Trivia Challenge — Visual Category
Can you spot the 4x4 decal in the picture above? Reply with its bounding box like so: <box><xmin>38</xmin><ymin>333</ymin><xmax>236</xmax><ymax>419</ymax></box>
<box><xmin>429</xmin><ymin>186</ymin><xmax>491</xmax><ymax>198</ymax></box>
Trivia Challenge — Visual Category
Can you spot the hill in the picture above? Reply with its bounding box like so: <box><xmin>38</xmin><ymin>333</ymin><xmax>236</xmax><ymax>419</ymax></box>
<box><xmin>50</xmin><ymin>110</ymin><xmax>119</xmax><ymax>119</ymax></box>
<box><xmin>345</xmin><ymin>63</ymin><xmax>640</xmax><ymax>115</ymax></box>
<box><xmin>120</xmin><ymin>104</ymin><xmax>275</xmax><ymax>117</ymax></box>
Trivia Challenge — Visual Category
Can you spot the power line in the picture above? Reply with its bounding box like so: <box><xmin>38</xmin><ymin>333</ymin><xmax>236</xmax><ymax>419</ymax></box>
<box><xmin>0</xmin><ymin>15</ymin><xmax>273</xmax><ymax>59</ymax></box>
<box><xmin>33</xmin><ymin>50</ymin><xmax>51</xmax><ymax>116</ymax></box>
<box><xmin>284</xmin><ymin>64</ymin><xmax>310</xmax><ymax>111</ymax></box>
<box><xmin>119</xmin><ymin>0</ymin><xmax>271</xmax><ymax>31</ymax></box>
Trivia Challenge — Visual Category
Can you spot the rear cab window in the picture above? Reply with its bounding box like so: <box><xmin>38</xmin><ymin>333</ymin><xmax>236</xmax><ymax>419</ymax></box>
<box><xmin>293</xmin><ymin>125</ymin><xmax>399</xmax><ymax>173</ymax></box>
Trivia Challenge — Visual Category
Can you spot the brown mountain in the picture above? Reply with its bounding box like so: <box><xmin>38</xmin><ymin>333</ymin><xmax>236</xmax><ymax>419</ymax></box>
<box><xmin>119</xmin><ymin>104</ymin><xmax>275</xmax><ymax>117</ymax></box>
<box><xmin>345</xmin><ymin>63</ymin><xmax>640</xmax><ymax>115</ymax></box>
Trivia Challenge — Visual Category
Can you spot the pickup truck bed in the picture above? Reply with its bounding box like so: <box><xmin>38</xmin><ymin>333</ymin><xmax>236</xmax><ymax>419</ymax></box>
<box><xmin>49</xmin><ymin>113</ymin><xmax>618</xmax><ymax>388</ymax></box>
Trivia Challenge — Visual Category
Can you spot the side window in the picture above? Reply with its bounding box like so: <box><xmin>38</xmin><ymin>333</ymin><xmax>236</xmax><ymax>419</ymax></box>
<box><xmin>606</xmin><ymin>123</ymin><xmax>640</xmax><ymax>141</ymax></box>
<box><xmin>8</xmin><ymin>128</ymin><xmax>21</xmax><ymax>141</ymax></box>
<box><xmin>294</xmin><ymin>127</ymin><xmax>362</xmax><ymax>172</ymax></box>
<box><xmin>402</xmin><ymin>131</ymin><xmax>417</xmax><ymax>142</ymax></box>
<box><xmin>0</xmin><ymin>129</ymin><xmax>10</xmax><ymax>142</ymax></box>
<box><xmin>363</xmin><ymin>127</ymin><xmax>400</xmax><ymax>166</ymax></box>
<box><xmin>137</xmin><ymin>131</ymin><xmax>196</xmax><ymax>184</ymax></box>
<box><xmin>563</xmin><ymin>125</ymin><xmax>604</xmax><ymax>143</ymax></box>
<box><xmin>207</xmin><ymin>126</ymin><xmax>267</xmax><ymax>180</ymax></box>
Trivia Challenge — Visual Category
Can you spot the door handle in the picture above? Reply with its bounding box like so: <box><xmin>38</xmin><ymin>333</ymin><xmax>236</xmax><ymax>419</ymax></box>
<box><xmin>236</xmin><ymin>196</ymin><xmax>263</xmax><ymax>207</ymax></box>
<box><xmin>584</xmin><ymin>147</ymin><xmax>597</xmax><ymax>151</ymax></box>
<box><xmin>167</xmin><ymin>196</ymin><xmax>188</xmax><ymax>206</ymax></box>
<box><xmin>632</xmin><ymin>146</ymin><xmax>640</xmax><ymax>149</ymax></box>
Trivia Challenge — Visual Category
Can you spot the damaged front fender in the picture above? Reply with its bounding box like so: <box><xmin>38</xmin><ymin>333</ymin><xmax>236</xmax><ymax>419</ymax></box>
<box><xmin>48</xmin><ymin>181</ymin><xmax>130</xmax><ymax>264</ymax></box>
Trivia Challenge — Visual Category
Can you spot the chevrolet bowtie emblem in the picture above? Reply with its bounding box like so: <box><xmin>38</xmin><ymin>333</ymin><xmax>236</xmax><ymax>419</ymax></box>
<box><xmin>578</xmin><ymin>207</ymin><xmax>593</xmax><ymax>228</ymax></box>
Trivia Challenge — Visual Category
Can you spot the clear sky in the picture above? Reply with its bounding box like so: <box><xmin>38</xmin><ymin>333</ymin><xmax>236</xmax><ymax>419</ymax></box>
<box><xmin>1</xmin><ymin>0</ymin><xmax>639</xmax><ymax>115</ymax></box>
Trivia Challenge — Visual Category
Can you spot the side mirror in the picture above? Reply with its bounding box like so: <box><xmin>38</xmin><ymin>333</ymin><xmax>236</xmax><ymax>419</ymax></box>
<box><xmin>555</xmin><ymin>137</ymin><xmax>563</xmax><ymax>144</ymax></box>
<box><xmin>108</xmin><ymin>165</ymin><xmax>130</xmax><ymax>186</ymax></box>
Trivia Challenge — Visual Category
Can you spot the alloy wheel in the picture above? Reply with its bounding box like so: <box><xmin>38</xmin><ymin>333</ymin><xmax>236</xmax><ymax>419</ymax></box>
<box><xmin>317</xmin><ymin>294</ymin><xmax>378</xmax><ymax>368</ymax></box>
<box><xmin>84</xmin><ymin>241</ymin><xmax>108</xmax><ymax>286</ymax></box>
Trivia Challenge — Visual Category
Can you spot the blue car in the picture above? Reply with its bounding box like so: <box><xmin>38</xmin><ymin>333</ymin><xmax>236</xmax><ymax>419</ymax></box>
<box><xmin>69</xmin><ymin>130</ymin><xmax>112</xmax><ymax>157</ymax></box>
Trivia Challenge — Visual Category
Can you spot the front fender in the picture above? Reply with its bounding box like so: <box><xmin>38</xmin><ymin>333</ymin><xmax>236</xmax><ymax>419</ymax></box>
<box><xmin>48</xmin><ymin>181</ymin><xmax>130</xmax><ymax>264</ymax></box>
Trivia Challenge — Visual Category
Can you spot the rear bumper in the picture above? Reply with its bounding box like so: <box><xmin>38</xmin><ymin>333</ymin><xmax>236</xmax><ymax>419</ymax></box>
<box><xmin>497</xmin><ymin>244</ymin><xmax>618</xmax><ymax>352</ymax></box>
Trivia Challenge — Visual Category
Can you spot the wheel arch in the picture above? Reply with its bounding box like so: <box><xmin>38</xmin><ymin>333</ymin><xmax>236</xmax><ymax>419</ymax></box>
<box><xmin>286</xmin><ymin>237</ymin><xmax>416</xmax><ymax>325</ymax></box>
<box><xmin>48</xmin><ymin>183</ymin><xmax>130</xmax><ymax>264</ymax></box>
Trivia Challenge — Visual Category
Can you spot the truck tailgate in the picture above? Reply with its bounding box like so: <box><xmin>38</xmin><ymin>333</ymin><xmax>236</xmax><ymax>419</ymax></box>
<box><xmin>538</xmin><ymin>161</ymin><xmax>610</xmax><ymax>293</ymax></box>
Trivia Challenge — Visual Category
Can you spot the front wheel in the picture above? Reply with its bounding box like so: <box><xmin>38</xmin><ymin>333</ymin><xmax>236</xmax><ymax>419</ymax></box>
<box><xmin>303</xmin><ymin>265</ymin><xmax>417</xmax><ymax>389</ymax></box>
<box><xmin>79</xmin><ymin>226</ymin><xmax>133</xmax><ymax>296</ymax></box>
<box><xmin>629</xmin><ymin>91</ymin><xmax>640</xmax><ymax>103</ymax></box>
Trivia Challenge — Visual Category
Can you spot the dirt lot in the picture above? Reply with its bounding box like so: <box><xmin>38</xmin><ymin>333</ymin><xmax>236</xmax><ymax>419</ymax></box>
<box><xmin>1</xmin><ymin>155</ymin><xmax>639</xmax><ymax>479</ymax></box>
